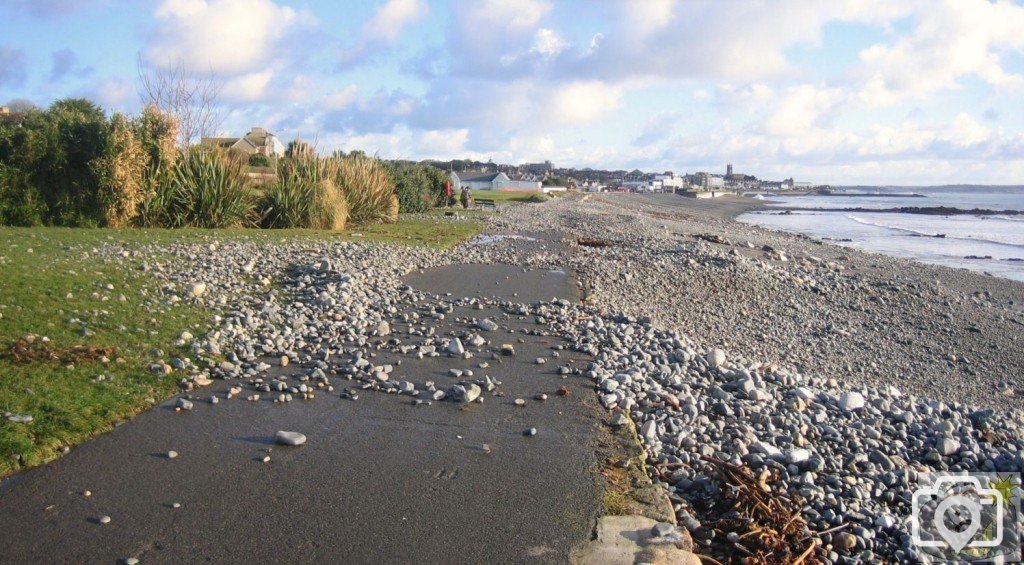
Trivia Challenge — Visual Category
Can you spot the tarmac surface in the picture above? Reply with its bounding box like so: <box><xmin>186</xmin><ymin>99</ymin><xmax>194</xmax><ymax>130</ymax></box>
<box><xmin>0</xmin><ymin>237</ymin><xmax>605</xmax><ymax>564</ymax></box>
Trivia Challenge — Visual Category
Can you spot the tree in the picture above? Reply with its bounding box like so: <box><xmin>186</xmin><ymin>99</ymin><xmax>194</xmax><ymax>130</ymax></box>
<box><xmin>137</xmin><ymin>57</ymin><xmax>223</xmax><ymax>152</ymax></box>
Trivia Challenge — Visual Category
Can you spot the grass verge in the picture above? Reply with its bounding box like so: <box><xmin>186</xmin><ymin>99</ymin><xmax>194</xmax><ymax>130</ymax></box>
<box><xmin>472</xmin><ymin>190</ymin><xmax>552</xmax><ymax>204</ymax></box>
<box><xmin>596</xmin><ymin>417</ymin><xmax>675</xmax><ymax>523</ymax></box>
<box><xmin>0</xmin><ymin>216</ymin><xmax>481</xmax><ymax>477</ymax></box>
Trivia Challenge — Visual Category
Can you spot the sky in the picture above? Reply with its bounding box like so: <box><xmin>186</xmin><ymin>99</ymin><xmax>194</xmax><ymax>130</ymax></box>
<box><xmin>1</xmin><ymin>0</ymin><xmax>1023</xmax><ymax>185</ymax></box>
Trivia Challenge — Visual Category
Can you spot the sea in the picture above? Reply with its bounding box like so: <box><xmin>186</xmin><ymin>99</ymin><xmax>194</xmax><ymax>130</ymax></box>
<box><xmin>737</xmin><ymin>186</ymin><xmax>1024</xmax><ymax>282</ymax></box>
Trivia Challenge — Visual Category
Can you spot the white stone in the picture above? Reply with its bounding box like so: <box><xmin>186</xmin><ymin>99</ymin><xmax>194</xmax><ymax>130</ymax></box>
<box><xmin>275</xmin><ymin>431</ymin><xmax>307</xmax><ymax>446</ymax></box>
<box><xmin>706</xmin><ymin>348</ymin><xmax>726</xmax><ymax>368</ymax></box>
<box><xmin>475</xmin><ymin>318</ymin><xmax>499</xmax><ymax>332</ymax></box>
<box><xmin>447</xmin><ymin>338</ymin><xmax>465</xmax><ymax>356</ymax></box>
<box><xmin>189</xmin><ymin>282</ymin><xmax>206</xmax><ymax>297</ymax></box>
<box><xmin>640</xmin><ymin>419</ymin><xmax>658</xmax><ymax>439</ymax></box>
<box><xmin>838</xmin><ymin>391</ymin><xmax>865</xmax><ymax>412</ymax></box>
<box><xmin>794</xmin><ymin>387</ymin><xmax>815</xmax><ymax>401</ymax></box>
<box><xmin>937</xmin><ymin>437</ymin><xmax>961</xmax><ymax>456</ymax></box>
<box><xmin>785</xmin><ymin>448</ymin><xmax>810</xmax><ymax>464</ymax></box>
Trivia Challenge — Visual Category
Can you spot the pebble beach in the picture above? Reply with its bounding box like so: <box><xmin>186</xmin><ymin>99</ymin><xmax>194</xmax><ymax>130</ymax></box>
<box><xmin>3</xmin><ymin>192</ymin><xmax>1022</xmax><ymax>563</ymax></box>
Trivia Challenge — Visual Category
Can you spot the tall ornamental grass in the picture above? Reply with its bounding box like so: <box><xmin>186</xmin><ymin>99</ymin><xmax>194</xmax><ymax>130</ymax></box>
<box><xmin>163</xmin><ymin>150</ymin><xmax>256</xmax><ymax>228</ymax></box>
<box><xmin>261</xmin><ymin>155</ymin><xmax>347</xmax><ymax>230</ymax></box>
<box><xmin>94</xmin><ymin>113</ymin><xmax>149</xmax><ymax>228</ymax></box>
<box><xmin>336</xmin><ymin>154</ymin><xmax>396</xmax><ymax>224</ymax></box>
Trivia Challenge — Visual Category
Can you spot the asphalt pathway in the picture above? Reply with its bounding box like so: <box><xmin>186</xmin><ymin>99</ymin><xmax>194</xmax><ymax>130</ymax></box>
<box><xmin>0</xmin><ymin>239</ymin><xmax>604</xmax><ymax>564</ymax></box>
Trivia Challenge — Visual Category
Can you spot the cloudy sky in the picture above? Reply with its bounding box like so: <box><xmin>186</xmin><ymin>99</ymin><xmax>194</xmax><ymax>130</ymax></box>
<box><xmin>1</xmin><ymin>0</ymin><xmax>1023</xmax><ymax>185</ymax></box>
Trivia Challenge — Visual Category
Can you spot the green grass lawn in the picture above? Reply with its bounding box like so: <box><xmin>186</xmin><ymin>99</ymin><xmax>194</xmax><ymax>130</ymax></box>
<box><xmin>473</xmin><ymin>190</ymin><xmax>552</xmax><ymax>204</ymax></box>
<box><xmin>0</xmin><ymin>216</ymin><xmax>481</xmax><ymax>477</ymax></box>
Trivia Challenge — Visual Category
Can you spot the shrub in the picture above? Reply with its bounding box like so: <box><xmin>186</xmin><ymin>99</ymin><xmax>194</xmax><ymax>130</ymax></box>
<box><xmin>134</xmin><ymin>167</ymin><xmax>175</xmax><ymax>227</ymax></box>
<box><xmin>163</xmin><ymin>150</ymin><xmax>256</xmax><ymax>228</ymax></box>
<box><xmin>0</xmin><ymin>164</ymin><xmax>44</xmax><ymax>226</ymax></box>
<box><xmin>248</xmin><ymin>153</ymin><xmax>270</xmax><ymax>167</ymax></box>
<box><xmin>335</xmin><ymin>154</ymin><xmax>395</xmax><ymax>224</ymax></box>
<box><xmin>132</xmin><ymin>105</ymin><xmax>179</xmax><ymax>227</ymax></box>
<box><xmin>386</xmin><ymin>161</ymin><xmax>432</xmax><ymax>214</ymax></box>
<box><xmin>427</xmin><ymin>167</ymin><xmax>454</xmax><ymax>207</ymax></box>
<box><xmin>24</xmin><ymin>98</ymin><xmax>109</xmax><ymax>226</ymax></box>
<box><xmin>261</xmin><ymin>155</ymin><xmax>347</xmax><ymax>230</ymax></box>
<box><xmin>136</xmin><ymin>103</ymin><xmax>179</xmax><ymax>173</ymax></box>
<box><xmin>94</xmin><ymin>113</ymin><xmax>149</xmax><ymax>227</ymax></box>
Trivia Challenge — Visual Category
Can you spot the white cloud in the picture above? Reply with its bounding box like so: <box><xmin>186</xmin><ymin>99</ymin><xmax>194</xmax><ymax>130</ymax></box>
<box><xmin>530</xmin><ymin>28</ymin><xmax>567</xmax><ymax>57</ymax></box>
<box><xmin>221</xmin><ymin>71</ymin><xmax>274</xmax><ymax>102</ymax></box>
<box><xmin>135</xmin><ymin>0</ymin><xmax>1024</xmax><ymax>185</ymax></box>
<box><xmin>715</xmin><ymin>83</ymin><xmax>774</xmax><ymax>112</ymax></box>
<box><xmin>414</xmin><ymin>128</ymin><xmax>469</xmax><ymax>156</ymax></box>
<box><xmin>948</xmin><ymin>113</ymin><xmax>992</xmax><ymax>147</ymax></box>
<box><xmin>321</xmin><ymin>84</ymin><xmax>359</xmax><ymax>110</ymax></box>
<box><xmin>146</xmin><ymin>0</ymin><xmax>314</xmax><ymax>75</ymax></box>
<box><xmin>761</xmin><ymin>84</ymin><xmax>846</xmax><ymax>137</ymax></box>
<box><xmin>364</xmin><ymin>0</ymin><xmax>427</xmax><ymax>43</ymax></box>
<box><xmin>857</xmin><ymin>113</ymin><xmax>1001</xmax><ymax>158</ymax></box>
<box><xmin>634</xmin><ymin>111</ymin><xmax>681</xmax><ymax>147</ymax></box>
<box><xmin>445</xmin><ymin>0</ymin><xmax>553</xmax><ymax>75</ymax></box>
<box><xmin>620</xmin><ymin>0</ymin><xmax>676</xmax><ymax>38</ymax></box>
<box><xmin>469</xmin><ymin>0</ymin><xmax>551</xmax><ymax>32</ymax></box>
<box><xmin>854</xmin><ymin>0</ymin><xmax>1024</xmax><ymax>104</ymax></box>
<box><xmin>547</xmin><ymin>80</ymin><xmax>623</xmax><ymax>124</ymax></box>
<box><xmin>338</xmin><ymin>0</ymin><xmax>428</xmax><ymax>66</ymax></box>
<box><xmin>566</xmin><ymin>0</ymin><xmax>912</xmax><ymax>82</ymax></box>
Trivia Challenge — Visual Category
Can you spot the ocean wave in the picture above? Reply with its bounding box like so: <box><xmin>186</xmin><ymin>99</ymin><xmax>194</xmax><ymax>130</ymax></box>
<box><xmin>845</xmin><ymin>214</ymin><xmax>1024</xmax><ymax>249</ymax></box>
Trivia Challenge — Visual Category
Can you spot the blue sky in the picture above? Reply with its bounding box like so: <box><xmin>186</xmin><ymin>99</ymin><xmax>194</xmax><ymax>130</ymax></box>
<box><xmin>1</xmin><ymin>0</ymin><xmax>1023</xmax><ymax>185</ymax></box>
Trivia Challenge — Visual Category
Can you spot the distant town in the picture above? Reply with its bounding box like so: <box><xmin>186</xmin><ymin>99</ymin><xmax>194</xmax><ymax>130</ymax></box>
<box><xmin>180</xmin><ymin>121</ymin><xmax>826</xmax><ymax>196</ymax></box>
<box><xmin>418</xmin><ymin>158</ymin><xmax>826</xmax><ymax>195</ymax></box>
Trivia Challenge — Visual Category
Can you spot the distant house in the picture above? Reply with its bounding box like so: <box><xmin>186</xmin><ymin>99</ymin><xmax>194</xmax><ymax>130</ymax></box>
<box><xmin>201</xmin><ymin>127</ymin><xmax>285</xmax><ymax>158</ymax></box>
<box><xmin>511</xmin><ymin>172</ymin><xmax>545</xmax><ymax>183</ymax></box>
<box><xmin>624</xmin><ymin>169</ymin><xmax>645</xmax><ymax>182</ymax></box>
<box><xmin>455</xmin><ymin>171</ymin><xmax>511</xmax><ymax>190</ymax></box>
<box><xmin>619</xmin><ymin>169</ymin><xmax>648</xmax><ymax>190</ymax></box>
<box><xmin>451</xmin><ymin>171</ymin><xmax>547</xmax><ymax>192</ymax></box>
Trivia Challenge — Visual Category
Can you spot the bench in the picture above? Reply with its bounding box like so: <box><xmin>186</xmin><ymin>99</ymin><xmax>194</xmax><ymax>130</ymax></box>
<box><xmin>476</xmin><ymin>198</ymin><xmax>496</xmax><ymax>209</ymax></box>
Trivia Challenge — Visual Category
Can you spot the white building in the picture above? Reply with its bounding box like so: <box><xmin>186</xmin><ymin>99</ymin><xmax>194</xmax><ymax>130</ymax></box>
<box><xmin>451</xmin><ymin>171</ymin><xmax>544</xmax><ymax>192</ymax></box>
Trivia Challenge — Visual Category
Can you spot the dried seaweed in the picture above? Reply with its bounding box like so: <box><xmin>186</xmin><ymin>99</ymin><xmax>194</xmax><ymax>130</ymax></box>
<box><xmin>5</xmin><ymin>338</ymin><xmax>116</xmax><ymax>365</ymax></box>
<box><xmin>702</xmin><ymin>457</ymin><xmax>821</xmax><ymax>564</ymax></box>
